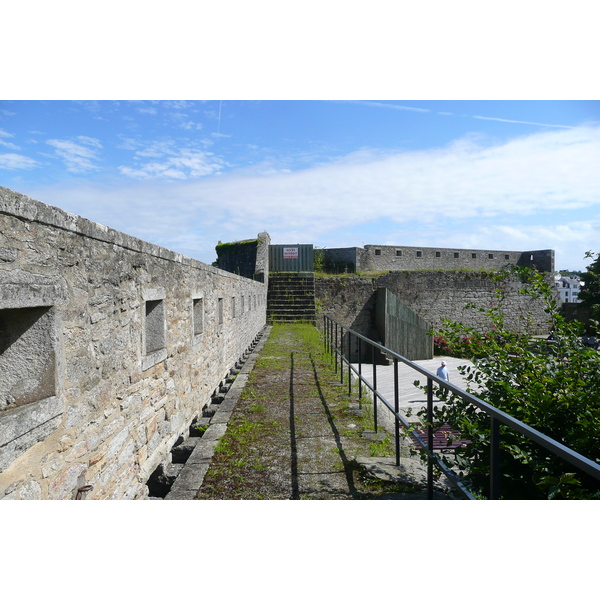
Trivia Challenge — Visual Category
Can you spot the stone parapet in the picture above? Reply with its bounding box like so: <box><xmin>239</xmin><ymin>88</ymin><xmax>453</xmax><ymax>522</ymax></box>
<box><xmin>0</xmin><ymin>186</ymin><xmax>267</xmax><ymax>500</ymax></box>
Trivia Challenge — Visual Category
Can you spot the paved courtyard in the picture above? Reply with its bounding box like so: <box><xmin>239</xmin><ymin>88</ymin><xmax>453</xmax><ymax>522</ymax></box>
<box><xmin>351</xmin><ymin>355</ymin><xmax>474</xmax><ymax>429</ymax></box>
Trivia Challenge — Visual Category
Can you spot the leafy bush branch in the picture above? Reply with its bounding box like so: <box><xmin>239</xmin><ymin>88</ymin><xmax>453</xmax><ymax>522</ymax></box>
<box><xmin>420</xmin><ymin>266</ymin><xmax>600</xmax><ymax>499</ymax></box>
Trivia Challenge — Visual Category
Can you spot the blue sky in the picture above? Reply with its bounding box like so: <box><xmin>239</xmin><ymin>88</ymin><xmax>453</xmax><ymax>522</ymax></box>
<box><xmin>1</xmin><ymin>99</ymin><xmax>599</xmax><ymax>271</ymax></box>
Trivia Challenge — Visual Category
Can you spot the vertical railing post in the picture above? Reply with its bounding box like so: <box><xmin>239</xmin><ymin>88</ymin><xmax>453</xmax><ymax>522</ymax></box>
<box><xmin>340</xmin><ymin>327</ymin><xmax>344</xmax><ymax>384</ymax></box>
<box><xmin>348</xmin><ymin>331</ymin><xmax>352</xmax><ymax>396</ymax></box>
<box><xmin>394</xmin><ymin>357</ymin><xmax>400</xmax><ymax>467</ymax></box>
<box><xmin>358</xmin><ymin>338</ymin><xmax>362</xmax><ymax>402</ymax></box>
<box><xmin>372</xmin><ymin>344</ymin><xmax>378</xmax><ymax>434</ymax></box>
<box><xmin>334</xmin><ymin>322</ymin><xmax>338</xmax><ymax>374</ymax></box>
<box><xmin>490</xmin><ymin>416</ymin><xmax>500</xmax><ymax>500</ymax></box>
<box><xmin>427</xmin><ymin>377</ymin><xmax>434</xmax><ymax>500</ymax></box>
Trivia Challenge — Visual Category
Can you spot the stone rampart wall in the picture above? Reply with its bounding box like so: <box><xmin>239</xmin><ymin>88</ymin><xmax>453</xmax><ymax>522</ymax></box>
<box><xmin>315</xmin><ymin>270</ymin><xmax>554</xmax><ymax>351</ymax></box>
<box><xmin>323</xmin><ymin>245</ymin><xmax>555</xmax><ymax>273</ymax></box>
<box><xmin>0</xmin><ymin>187</ymin><xmax>267</xmax><ymax>500</ymax></box>
<box><xmin>378</xmin><ymin>271</ymin><xmax>554</xmax><ymax>334</ymax></box>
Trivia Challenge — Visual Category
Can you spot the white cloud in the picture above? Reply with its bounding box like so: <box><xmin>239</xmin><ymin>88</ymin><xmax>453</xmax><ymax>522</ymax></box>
<box><xmin>46</xmin><ymin>136</ymin><xmax>103</xmax><ymax>173</ymax></box>
<box><xmin>349</xmin><ymin>101</ymin><xmax>431</xmax><ymax>113</ymax></box>
<box><xmin>471</xmin><ymin>115</ymin><xmax>575</xmax><ymax>129</ymax></box>
<box><xmin>0</xmin><ymin>128</ymin><xmax>20</xmax><ymax>150</ymax></box>
<box><xmin>118</xmin><ymin>139</ymin><xmax>224</xmax><ymax>179</ymax></box>
<box><xmin>28</xmin><ymin>124</ymin><xmax>600</xmax><ymax>270</ymax></box>
<box><xmin>0</xmin><ymin>140</ymin><xmax>19</xmax><ymax>150</ymax></box>
<box><xmin>0</xmin><ymin>153</ymin><xmax>39</xmax><ymax>170</ymax></box>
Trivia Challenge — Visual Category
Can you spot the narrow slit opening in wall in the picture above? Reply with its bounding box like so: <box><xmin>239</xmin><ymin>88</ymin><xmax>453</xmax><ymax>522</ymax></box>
<box><xmin>0</xmin><ymin>306</ymin><xmax>56</xmax><ymax>412</ymax></box>
<box><xmin>193</xmin><ymin>298</ymin><xmax>203</xmax><ymax>336</ymax></box>
<box><xmin>218</xmin><ymin>298</ymin><xmax>224</xmax><ymax>324</ymax></box>
<box><xmin>145</xmin><ymin>299</ymin><xmax>166</xmax><ymax>354</ymax></box>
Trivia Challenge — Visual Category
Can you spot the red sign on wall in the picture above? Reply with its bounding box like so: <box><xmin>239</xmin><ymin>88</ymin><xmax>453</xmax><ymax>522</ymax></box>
<box><xmin>283</xmin><ymin>247</ymin><xmax>299</xmax><ymax>259</ymax></box>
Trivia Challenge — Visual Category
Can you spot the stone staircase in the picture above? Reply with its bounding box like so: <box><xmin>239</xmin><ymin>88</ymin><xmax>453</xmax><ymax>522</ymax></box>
<box><xmin>267</xmin><ymin>272</ymin><xmax>316</xmax><ymax>324</ymax></box>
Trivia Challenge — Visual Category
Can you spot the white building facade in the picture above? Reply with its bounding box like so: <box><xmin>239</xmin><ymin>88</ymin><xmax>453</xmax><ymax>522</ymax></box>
<box><xmin>555</xmin><ymin>274</ymin><xmax>583</xmax><ymax>303</ymax></box>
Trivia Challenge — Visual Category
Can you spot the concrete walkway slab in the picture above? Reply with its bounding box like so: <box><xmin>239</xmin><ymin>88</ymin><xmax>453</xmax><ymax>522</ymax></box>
<box><xmin>352</xmin><ymin>356</ymin><xmax>473</xmax><ymax>410</ymax></box>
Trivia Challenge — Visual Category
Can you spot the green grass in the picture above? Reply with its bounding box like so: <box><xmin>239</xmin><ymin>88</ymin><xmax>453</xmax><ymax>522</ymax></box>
<box><xmin>196</xmin><ymin>322</ymin><xmax>430</xmax><ymax>499</ymax></box>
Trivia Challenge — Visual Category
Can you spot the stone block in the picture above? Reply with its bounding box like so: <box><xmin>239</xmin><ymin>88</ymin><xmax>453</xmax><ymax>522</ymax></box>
<box><xmin>168</xmin><ymin>463</ymin><xmax>210</xmax><ymax>492</ymax></box>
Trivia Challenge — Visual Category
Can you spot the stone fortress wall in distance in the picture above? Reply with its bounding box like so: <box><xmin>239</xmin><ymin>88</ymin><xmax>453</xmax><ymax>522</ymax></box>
<box><xmin>0</xmin><ymin>187</ymin><xmax>267</xmax><ymax>500</ymax></box>
<box><xmin>322</xmin><ymin>245</ymin><xmax>554</xmax><ymax>273</ymax></box>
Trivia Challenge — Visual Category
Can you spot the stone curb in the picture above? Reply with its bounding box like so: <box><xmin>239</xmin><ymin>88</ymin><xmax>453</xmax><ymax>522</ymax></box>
<box><xmin>164</xmin><ymin>326</ymin><xmax>272</xmax><ymax>500</ymax></box>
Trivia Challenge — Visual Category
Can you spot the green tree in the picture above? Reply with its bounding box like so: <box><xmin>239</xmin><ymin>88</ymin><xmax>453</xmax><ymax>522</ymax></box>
<box><xmin>421</xmin><ymin>267</ymin><xmax>600</xmax><ymax>499</ymax></box>
<box><xmin>579</xmin><ymin>251</ymin><xmax>600</xmax><ymax>319</ymax></box>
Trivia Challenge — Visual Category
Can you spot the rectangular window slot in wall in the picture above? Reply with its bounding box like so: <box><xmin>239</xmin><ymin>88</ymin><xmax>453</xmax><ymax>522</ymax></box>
<box><xmin>416</xmin><ymin>251</ymin><xmax>422</xmax><ymax>258</ymax></box>
<box><xmin>489</xmin><ymin>254</ymin><xmax>495</xmax><ymax>259</ymax></box>
<box><xmin>374</xmin><ymin>249</ymin><xmax>381</xmax><ymax>256</ymax></box>
<box><xmin>0</xmin><ymin>307</ymin><xmax>56</xmax><ymax>412</ymax></box>
<box><xmin>435</xmin><ymin>252</ymin><xmax>441</xmax><ymax>258</ymax></box>
<box><xmin>142</xmin><ymin>294</ymin><xmax>167</xmax><ymax>370</ymax></box>
<box><xmin>193</xmin><ymin>297</ymin><xmax>203</xmax><ymax>336</ymax></box>
<box><xmin>472</xmin><ymin>253</ymin><xmax>477</xmax><ymax>259</ymax></box>
<box><xmin>396</xmin><ymin>250</ymin><xmax>402</xmax><ymax>257</ymax></box>
<box><xmin>218</xmin><ymin>297</ymin><xmax>224</xmax><ymax>325</ymax></box>
<box><xmin>0</xmin><ymin>305</ymin><xmax>64</xmax><ymax>473</ymax></box>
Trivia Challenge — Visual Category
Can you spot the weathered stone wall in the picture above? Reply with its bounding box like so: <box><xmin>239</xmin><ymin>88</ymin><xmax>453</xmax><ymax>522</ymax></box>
<box><xmin>378</xmin><ymin>271</ymin><xmax>554</xmax><ymax>334</ymax></box>
<box><xmin>315</xmin><ymin>276</ymin><xmax>378</xmax><ymax>338</ymax></box>
<box><xmin>314</xmin><ymin>276</ymin><xmax>382</xmax><ymax>362</ymax></box>
<box><xmin>0</xmin><ymin>187</ymin><xmax>267</xmax><ymax>500</ymax></box>
<box><xmin>315</xmin><ymin>270</ymin><xmax>554</xmax><ymax>355</ymax></box>
<box><xmin>254</xmin><ymin>232</ymin><xmax>271</xmax><ymax>283</ymax></box>
<box><xmin>322</xmin><ymin>245</ymin><xmax>555</xmax><ymax>273</ymax></box>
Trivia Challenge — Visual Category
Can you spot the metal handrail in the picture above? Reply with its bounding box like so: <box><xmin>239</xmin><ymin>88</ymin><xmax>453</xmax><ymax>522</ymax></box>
<box><xmin>323</xmin><ymin>314</ymin><xmax>600</xmax><ymax>500</ymax></box>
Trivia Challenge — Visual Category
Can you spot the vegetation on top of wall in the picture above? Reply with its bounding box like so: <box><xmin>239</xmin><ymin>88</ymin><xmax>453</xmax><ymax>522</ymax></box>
<box><xmin>215</xmin><ymin>239</ymin><xmax>260</xmax><ymax>277</ymax></box>
<box><xmin>216</xmin><ymin>239</ymin><xmax>259</xmax><ymax>251</ymax></box>
<box><xmin>314</xmin><ymin>270</ymin><xmax>390</xmax><ymax>279</ymax></box>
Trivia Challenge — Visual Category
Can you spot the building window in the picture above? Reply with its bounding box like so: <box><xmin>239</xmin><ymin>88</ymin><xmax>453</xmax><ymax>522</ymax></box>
<box><xmin>472</xmin><ymin>253</ymin><xmax>477</xmax><ymax>259</ymax></box>
<box><xmin>489</xmin><ymin>253</ymin><xmax>494</xmax><ymax>259</ymax></box>
<box><xmin>505</xmin><ymin>254</ymin><xmax>510</xmax><ymax>260</ymax></box>
<box><xmin>374</xmin><ymin>249</ymin><xmax>381</xmax><ymax>256</ymax></box>
<box><xmin>416</xmin><ymin>251</ymin><xmax>422</xmax><ymax>258</ymax></box>
<box><xmin>435</xmin><ymin>252</ymin><xmax>441</xmax><ymax>258</ymax></box>
<box><xmin>232</xmin><ymin>297</ymin><xmax>236</xmax><ymax>319</ymax></box>
<box><xmin>241</xmin><ymin>296</ymin><xmax>245</xmax><ymax>314</ymax></box>
<box><xmin>454</xmin><ymin>252</ymin><xmax>460</xmax><ymax>258</ymax></box>
<box><xmin>396</xmin><ymin>250</ymin><xmax>402</xmax><ymax>257</ymax></box>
